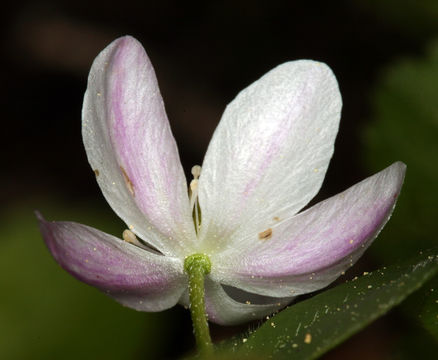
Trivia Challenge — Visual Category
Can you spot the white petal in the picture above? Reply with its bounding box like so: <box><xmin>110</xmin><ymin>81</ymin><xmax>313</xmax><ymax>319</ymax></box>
<box><xmin>37</xmin><ymin>213</ymin><xmax>186</xmax><ymax>311</ymax></box>
<box><xmin>179</xmin><ymin>278</ymin><xmax>290</xmax><ymax>326</ymax></box>
<box><xmin>82</xmin><ymin>36</ymin><xmax>196</xmax><ymax>256</ymax></box>
<box><xmin>210</xmin><ymin>162</ymin><xmax>406</xmax><ymax>297</ymax></box>
<box><xmin>197</xmin><ymin>60</ymin><xmax>342</xmax><ymax>252</ymax></box>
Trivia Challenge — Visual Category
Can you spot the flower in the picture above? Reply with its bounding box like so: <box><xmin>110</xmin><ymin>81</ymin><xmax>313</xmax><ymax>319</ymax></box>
<box><xmin>37</xmin><ymin>36</ymin><xmax>406</xmax><ymax>326</ymax></box>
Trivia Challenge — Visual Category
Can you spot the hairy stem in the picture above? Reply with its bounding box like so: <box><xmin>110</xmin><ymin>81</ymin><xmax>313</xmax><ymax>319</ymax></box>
<box><xmin>184</xmin><ymin>253</ymin><xmax>213</xmax><ymax>357</ymax></box>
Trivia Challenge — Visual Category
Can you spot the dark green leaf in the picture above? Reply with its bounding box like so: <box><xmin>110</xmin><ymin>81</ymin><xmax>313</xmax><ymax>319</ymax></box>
<box><xmin>404</xmin><ymin>274</ymin><xmax>438</xmax><ymax>342</ymax></box>
<box><xmin>418</xmin><ymin>276</ymin><xmax>438</xmax><ymax>339</ymax></box>
<box><xmin>218</xmin><ymin>248</ymin><xmax>438</xmax><ymax>359</ymax></box>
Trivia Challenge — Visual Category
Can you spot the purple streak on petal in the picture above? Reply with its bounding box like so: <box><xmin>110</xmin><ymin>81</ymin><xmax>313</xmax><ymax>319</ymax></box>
<box><xmin>37</xmin><ymin>212</ymin><xmax>185</xmax><ymax>311</ymax></box>
<box><xmin>103</xmin><ymin>37</ymin><xmax>193</xmax><ymax>245</ymax></box>
<box><xmin>82</xmin><ymin>36</ymin><xmax>196</xmax><ymax>256</ymax></box>
<box><xmin>260</xmin><ymin>197</ymin><xmax>394</xmax><ymax>276</ymax></box>
<box><xmin>211</xmin><ymin>162</ymin><xmax>406</xmax><ymax>298</ymax></box>
<box><xmin>198</xmin><ymin>62</ymin><xmax>341</xmax><ymax>251</ymax></box>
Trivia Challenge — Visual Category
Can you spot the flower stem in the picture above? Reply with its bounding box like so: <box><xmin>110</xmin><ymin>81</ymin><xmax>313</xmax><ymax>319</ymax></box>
<box><xmin>184</xmin><ymin>253</ymin><xmax>213</xmax><ymax>357</ymax></box>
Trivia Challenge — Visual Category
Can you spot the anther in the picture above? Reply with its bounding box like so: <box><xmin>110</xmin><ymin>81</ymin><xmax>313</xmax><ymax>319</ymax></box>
<box><xmin>123</xmin><ymin>229</ymin><xmax>142</xmax><ymax>247</ymax></box>
<box><xmin>189</xmin><ymin>165</ymin><xmax>202</xmax><ymax>234</ymax></box>
<box><xmin>191</xmin><ymin>165</ymin><xmax>201</xmax><ymax>180</ymax></box>
<box><xmin>189</xmin><ymin>165</ymin><xmax>202</xmax><ymax>203</ymax></box>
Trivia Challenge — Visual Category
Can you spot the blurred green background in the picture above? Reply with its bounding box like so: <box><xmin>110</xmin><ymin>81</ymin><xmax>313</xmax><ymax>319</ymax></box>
<box><xmin>1</xmin><ymin>1</ymin><xmax>437</xmax><ymax>359</ymax></box>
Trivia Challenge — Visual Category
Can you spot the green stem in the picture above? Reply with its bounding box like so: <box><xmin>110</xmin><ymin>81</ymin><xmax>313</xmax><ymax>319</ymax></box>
<box><xmin>184</xmin><ymin>253</ymin><xmax>213</xmax><ymax>357</ymax></box>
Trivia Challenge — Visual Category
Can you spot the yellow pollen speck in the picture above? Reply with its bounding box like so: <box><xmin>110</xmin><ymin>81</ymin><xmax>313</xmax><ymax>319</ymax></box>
<box><xmin>271</xmin><ymin>322</ymin><xmax>276</xmax><ymax>328</ymax></box>
<box><xmin>368</xmin><ymin>285</ymin><xmax>373</xmax><ymax>289</ymax></box>
<box><xmin>349</xmin><ymin>239</ymin><xmax>354</xmax><ymax>244</ymax></box>
<box><xmin>304</xmin><ymin>333</ymin><xmax>312</xmax><ymax>344</ymax></box>
<box><xmin>94</xmin><ymin>169</ymin><xmax>100</xmax><ymax>176</ymax></box>
<box><xmin>85</xmin><ymin>259</ymin><xmax>89</xmax><ymax>263</ymax></box>
<box><xmin>363</xmin><ymin>272</ymin><xmax>369</xmax><ymax>275</ymax></box>
<box><xmin>97</xmin><ymin>92</ymin><xmax>102</xmax><ymax>96</ymax></box>
<box><xmin>93</xmin><ymin>247</ymin><xmax>96</xmax><ymax>251</ymax></box>
<box><xmin>273</xmin><ymin>216</ymin><xmax>280</xmax><ymax>221</ymax></box>
<box><xmin>258</xmin><ymin>228</ymin><xmax>273</xmax><ymax>241</ymax></box>
<box><xmin>242</xmin><ymin>338</ymin><xmax>247</xmax><ymax>343</ymax></box>
<box><xmin>245</xmin><ymin>300</ymin><xmax>251</xmax><ymax>305</ymax></box>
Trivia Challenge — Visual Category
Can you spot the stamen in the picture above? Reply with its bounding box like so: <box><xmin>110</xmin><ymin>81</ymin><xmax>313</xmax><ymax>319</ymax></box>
<box><xmin>122</xmin><ymin>229</ymin><xmax>143</xmax><ymax>247</ymax></box>
<box><xmin>189</xmin><ymin>165</ymin><xmax>202</xmax><ymax>234</ymax></box>
<box><xmin>191</xmin><ymin>165</ymin><xmax>201</xmax><ymax>179</ymax></box>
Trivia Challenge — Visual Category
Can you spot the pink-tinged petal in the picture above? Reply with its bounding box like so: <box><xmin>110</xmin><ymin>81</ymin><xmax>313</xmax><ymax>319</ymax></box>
<box><xmin>210</xmin><ymin>162</ymin><xmax>406</xmax><ymax>297</ymax></box>
<box><xmin>82</xmin><ymin>36</ymin><xmax>196</xmax><ymax>257</ymax></box>
<box><xmin>197</xmin><ymin>60</ymin><xmax>342</xmax><ymax>251</ymax></box>
<box><xmin>37</xmin><ymin>212</ymin><xmax>185</xmax><ymax>311</ymax></box>
<box><xmin>179</xmin><ymin>278</ymin><xmax>290</xmax><ymax>326</ymax></box>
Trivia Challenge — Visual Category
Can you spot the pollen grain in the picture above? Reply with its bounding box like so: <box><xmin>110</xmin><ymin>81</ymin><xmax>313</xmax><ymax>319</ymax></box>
<box><xmin>258</xmin><ymin>228</ymin><xmax>273</xmax><ymax>241</ymax></box>
<box><xmin>120</xmin><ymin>166</ymin><xmax>135</xmax><ymax>196</ymax></box>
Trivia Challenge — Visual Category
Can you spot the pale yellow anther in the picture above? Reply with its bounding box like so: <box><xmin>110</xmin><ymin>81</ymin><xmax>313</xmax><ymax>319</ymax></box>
<box><xmin>191</xmin><ymin>165</ymin><xmax>201</xmax><ymax>179</ymax></box>
<box><xmin>189</xmin><ymin>165</ymin><xmax>202</xmax><ymax>205</ymax></box>
<box><xmin>189</xmin><ymin>165</ymin><xmax>202</xmax><ymax>234</ymax></box>
<box><xmin>123</xmin><ymin>229</ymin><xmax>141</xmax><ymax>246</ymax></box>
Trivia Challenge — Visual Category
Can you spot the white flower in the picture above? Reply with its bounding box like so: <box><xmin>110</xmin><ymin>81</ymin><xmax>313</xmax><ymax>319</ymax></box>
<box><xmin>38</xmin><ymin>36</ymin><xmax>406</xmax><ymax>325</ymax></box>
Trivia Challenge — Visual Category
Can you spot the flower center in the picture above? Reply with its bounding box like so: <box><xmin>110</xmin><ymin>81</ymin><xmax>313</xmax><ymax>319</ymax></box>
<box><xmin>190</xmin><ymin>165</ymin><xmax>202</xmax><ymax>235</ymax></box>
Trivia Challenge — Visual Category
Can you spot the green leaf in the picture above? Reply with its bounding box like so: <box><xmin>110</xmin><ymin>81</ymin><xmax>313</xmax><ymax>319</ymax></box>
<box><xmin>403</xmin><ymin>274</ymin><xmax>438</xmax><ymax>341</ymax></box>
<box><xmin>218</xmin><ymin>248</ymin><xmax>438</xmax><ymax>359</ymax></box>
<box><xmin>418</xmin><ymin>276</ymin><xmax>438</xmax><ymax>339</ymax></box>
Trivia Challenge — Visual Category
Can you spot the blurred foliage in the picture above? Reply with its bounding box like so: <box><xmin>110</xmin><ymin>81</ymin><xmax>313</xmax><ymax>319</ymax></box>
<box><xmin>364</xmin><ymin>39</ymin><xmax>438</xmax><ymax>263</ymax></box>
<box><xmin>355</xmin><ymin>0</ymin><xmax>438</xmax><ymax>36</ymax></box>
<box><xmin>364</xmin><ymin>38</ymin><xmax>438</xmax><ymax>354</ymax></box>
<box><xmin>0</xmin><ymin>200</ymin><xmax>174</xmax><ymax>360</ymax></box>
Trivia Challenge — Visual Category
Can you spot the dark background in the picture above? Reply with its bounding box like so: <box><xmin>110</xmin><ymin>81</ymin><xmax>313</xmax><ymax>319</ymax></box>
<box><xmin>1</xmin><ymin>1</ymin><xmax>437</xmax><ymax>359</ymax></box>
